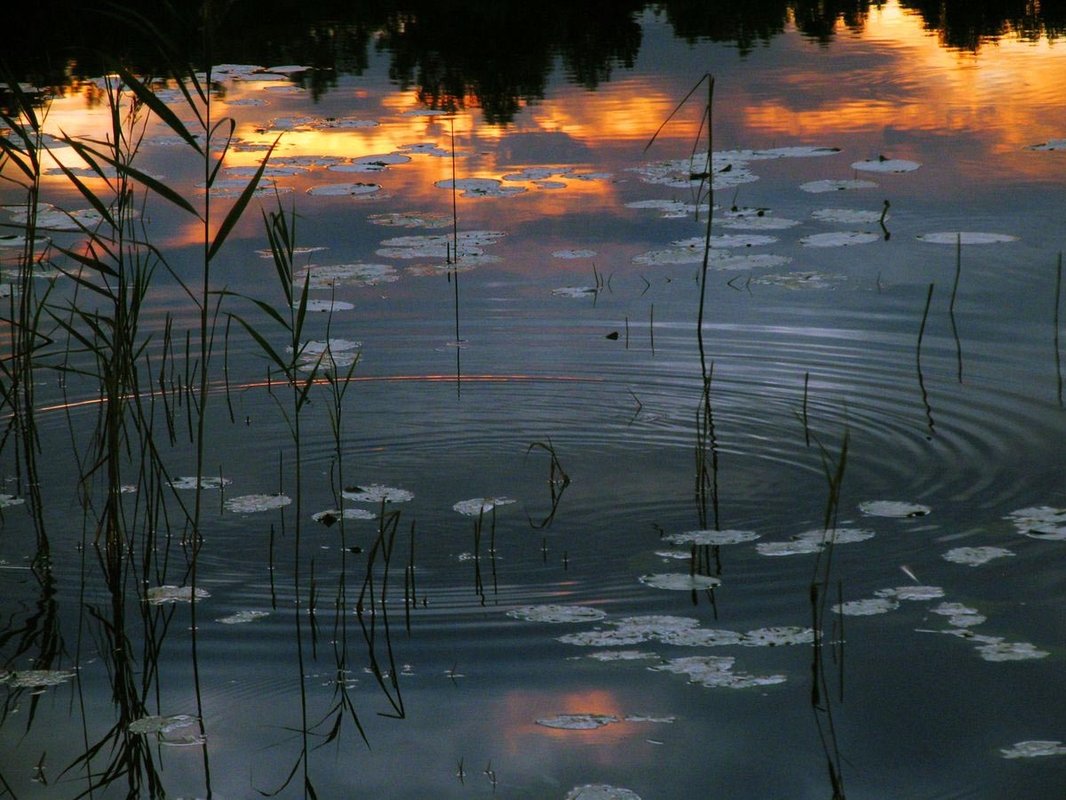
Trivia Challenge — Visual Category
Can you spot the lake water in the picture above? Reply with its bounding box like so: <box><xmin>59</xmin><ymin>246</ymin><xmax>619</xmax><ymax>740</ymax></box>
<box><xmin>2</xmin><ymin>2</ymin><xmax>1066</xmax><ymax>798</ymax></box>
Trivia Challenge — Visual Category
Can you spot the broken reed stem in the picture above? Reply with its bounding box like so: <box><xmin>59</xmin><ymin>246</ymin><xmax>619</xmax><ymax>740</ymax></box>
<box><xmin>917</xmin><ymin>282</ymin><xmax>935</xmax><ymax>436</ymax></box>
<box><xmin>1055</xmin><ymin>253</ymin><xmax>1063</xmax><ymax>406</ymax></box>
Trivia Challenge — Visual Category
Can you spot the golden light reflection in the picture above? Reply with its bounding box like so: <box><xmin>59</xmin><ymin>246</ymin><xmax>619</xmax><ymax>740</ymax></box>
<box><xmin>496</xmin><ymin>688</ymin><xmax>645</xmax><ymax>755</ymax></box>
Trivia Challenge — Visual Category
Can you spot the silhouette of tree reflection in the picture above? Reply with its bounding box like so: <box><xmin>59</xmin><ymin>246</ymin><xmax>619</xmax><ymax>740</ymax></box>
<box><xmin>6</xmin><ymin>0</ymin><xmax>1066</xmax><ymax>122</ymax></box>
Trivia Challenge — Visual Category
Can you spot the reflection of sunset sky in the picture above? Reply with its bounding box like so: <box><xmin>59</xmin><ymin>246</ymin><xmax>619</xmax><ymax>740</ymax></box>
<box><xmin>13</xmin><ymin>1</ymin><xmax>1066</xmax><ymax>253</ymax></box>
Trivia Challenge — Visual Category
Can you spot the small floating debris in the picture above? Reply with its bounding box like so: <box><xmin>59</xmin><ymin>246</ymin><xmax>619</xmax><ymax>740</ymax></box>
<box><xmin>916</xmin><ymin>231</ymin><xmax>1018</xmax><ymax>245</ymax></box>
<box><xmin>975</xmin><ymin>640</ymin><xmax>1050</xmax><ymax>662</ymax></box>
<box><xmin>167</xmin><ymin>476</ymin><xmax>231</xmax><ymax>490</ymax></box>
<box><xmin>833</xmin><ymin>597</ymin><xmax>899</xmax><ymax>616</ymax></box>
<box><xmin>850</xmin><ymin>158</ymin><xmax>921</xmax><ymax>173</ymax></box>
<box><xmin>800</xmin><ymin>179</ymin><xmax>878</xmax><ymax>193</ymax></box>
<box><xmin>812</xmin><ymin>208</ymin><xmax>886</xmax><ymax>225</ymax></box>
<box><xmin>799</xmin><ymin>231</ymin><xmax>880</xmax><ymax>247</ymax></box>
<box><xmin>638</xmin><ymin>573</ymin><xmax>721</xmax><ymax>591</ymax></box>
<box><xmin>146</xmin><ymin>585</ymin><xmax>210</xmax><ymax>605</ymax></box>
<box><xmin>434</xmin><ymin>177</ymin><xmax>525</xmax><ymax>197</ymax></box>
<box><xmin>311</xmin><ymin>508</ymin><xmax>376</xmax><ymax>526</ymax></box>
<box><xmin>652</xmin><ymin>655</ymin><xmax>787</xmax><ymax>689</ymax></box>
<box><xmin>343</xmin><ymin>484</ymin><xmax>414</xmax><ymax>503</ymax></box>
<box><xmin>565</xmin><ymin>784</ymin><xmax>643</xmax><ymax>800</ymax></box>
<box><xmin>0</xmin><ymin>494</ymin><xmax>26</xmax><ymax>508</ymax></box>
<box><xmin>1001</xmin><ymin>740</ymin><xmax>1066</xmax><ymax>758</ymax></box>
<box><xmin>1005</xmin><ymin>506</ymin><xmax>1066</xmax><ymax>540</ymax></box>
<box><xmin>224</xmin><ymin>494</ymin><xmax>292</xmax><ymax>513</ymax></box>
<box><xmin>507</xmin><ymin>605</ymin><xmax>607</xmax><ymax>624</ymax></box>
<box><xmin>453</xmin><ymin>497</ymin><xmax>516</xmax><ymax>516</ymax></box>
<box><xmin>306</xmin><ymin>182</ymin><xmax>382</xmax><ymax>197</ymax></box>
<box><xmin>663</xmin><ymin>529</ymin><xmax>759</xmax><ymax>546</ymax></box>
<box><xmin>942</xmin><ymin>546</ymin><xmax>1015</xmax><ymax>567</ymax></box>
<box><xmin>216</xmin><ymin>610</ymin><xmax>270</xmax><ymax>624</ymax></box>
<box><xmin>128</xmin><ymin>714</ymin><xmax>204</xmax><ymax>745</ymax></box>
<box><xmin>1025</xmin><ymin>139</ymin><xmax>1066</xmax><ymax>152</ymax></box>
<box><xmin>859</xmin><ymin>500</ymin><xmax>931</xmax><ymax>518</ymax></box>
<box><xmin>551</xmin><ymin>286</ymin><xmax>599</xmax><ymax>298</ymax></box>
<box><xmin>4</xmin><ymin>669</ymin><xmax>76</xmax><ymax>688</ymax></box>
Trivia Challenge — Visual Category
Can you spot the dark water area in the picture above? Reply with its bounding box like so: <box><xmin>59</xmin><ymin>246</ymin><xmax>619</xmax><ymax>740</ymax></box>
<box><xmin>2</xmin><ymin>1</ymin><xmax>1066</xmax><ymax>798</ymax></box>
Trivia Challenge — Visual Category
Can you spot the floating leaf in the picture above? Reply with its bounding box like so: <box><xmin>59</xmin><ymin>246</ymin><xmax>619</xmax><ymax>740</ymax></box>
<box><xmin>652</xmin><ymin>656</ymin><xmax>786</xmax><ymax>689</ymax></box>
<box><xmin>1005</xmin><ymin>506</ymin><xmax>1066</xmax><ymax>540</ymax></box>
<box><xmin>859</xmin><ymin>500</ymin><xmax>931</xmax><ymax>518</ymax></box>
<box><xmin>756</xmin><ymin>539</ymin><xmax>823</xmax><ymax>556</ymax></box>
<box><xmin>311</xmin><ymin>508</ymin><xmax>376</xmax><ymax>525</ymax></box>
<box><xmin>551</xmin><ymin>286</ymin><xmax>599</xmax><ymax>297</ymax></box>
<box><xmin>800</xmin><ymin>231</ymin><xmax>880</xmax><ymax>247</ymax></box>
<box><xmin>0</xmin><ymin>494</ymin><xmax>26</xmax><ymax>508</ymax></box>
<box><xmin>833</xmin><ymin>597</ymin><xmax>899</xmax><ymax>616</ymax></box>
<box><xmin>663</xmin><ymin>529</ymin><xmax>759</xmax><ymax>546</ymax></box>
<box><xmin>507</xmin><ymin>605</ymin><xmax>607</xmax><ymax>624</ymax></box>
<box><xmin>302</xmin><ymin>299</ymin><xmax>354</xmax><ymax>312</ymax></box>
<box><xmin>564</xmin><ymin>785</ymin><xmax>643</xmax><ymax>800</ymax></box>
<box><xmin>434</xmin><ymin>177</ymin><xmax>525</xmax><ymax>197</ymax></box>
<box><xmin>586</xmin><ymin>650</ymin><xmax>660</xmax><ymax>662</ymax></box>
<box><xmin>800</xmin><ymin>179</ymin><xmax>878</xmax><ymax>193</ymax></box>
<box><xmin>552</xmin><ymin>249</ymin><xmax>597</xmax><ymax>259</ymax></box>
<box><xmin>975</xmin><ymin>640</ymin><xmax>1050</xmax><ymax>662</ymax></box>
<box><xmin>850</xmin><ymin>158</ymin><xmax>921</xmax><ymax>173</ymax></box>
<box><xmin>876</xmin><ymin>585</ymin><xmax>945</xmax><ymax>601</ymax></box>
<box><xmin>793</xmin><ymin>527</ymin><xmax>877</xmax><ymax>545</ymax></box>
<box><xmin>367</xmin><ymin>211</ymin><xmax>452</xmax><ymax>228</ymax></box>
<box><xmin>750</xmin><ymin>271</ymin><xmax>844</xmax><ymax>289</ymax></box>
<box><xmin>147</xmin><ymin>585</ymin><xmax>210</xmax><ymax>605</ymax></box>
<box><xmin>5</xmin><ymin>669</ymin><xmax>76</xmax><ymax>688</ymax></box>
<box><xmin>453</xmin><ymin>497</ymin><xmax>516</xmax><ymax>516</ymax></box>
<box><xmin>343</xmin><ymin>484</ymin><xmax>414</xmax><ymax>503</ymax></box>
<box><xmin>741</xmin><ymin>626</ymin><xmax>816</xmax><ymax>646</ymax></box>
<box><xmin>1001</xmin><ymin>740</ymin><xmax>1066</xmax><ymax>758</ymax></box>
<box><xmin>917</xmin><ymin>231</ymin><xmax>1018</xmax><ymax>245</ymax></box>
<box><xmin>638</xmin><ymin>573</ymin><xmax>721</xmax><ymax>591</ymax></box>
<box><xmin>942</xmin><ymin>546</ymin><xmax>1015</xmax><ymax>566</ymax></box>
<box><xmin>812</xmin><ymin>208</ymin><xmax>886</xmax><ymax>224</ymax></box>
<box><xmin>307</xmin><ymin>182</ymin><xmax>382</xmax><ymax>197</ymax></box>
<box><xmin>295</xmin><ymin>263</ymin><xmax>398</xmax><ymax>288</ymax></box>
<box><xmin>536</xmin><ymin>714</ymin><xmax>619</xmax><ymax>730</ymax></box>
<box><xmin>224</xmin><ymin>493</ymin><xmax>292</xmax><ymax>513</ymax></box>
<box><xmin>216</xmin><ymin>610</ymin><xmax>270</xmax><ymax>624</ymax></box>
<box><xmin>128</xmin><ymin>714</ymin><xmax>204</xmax><ymax>745</ymax></box>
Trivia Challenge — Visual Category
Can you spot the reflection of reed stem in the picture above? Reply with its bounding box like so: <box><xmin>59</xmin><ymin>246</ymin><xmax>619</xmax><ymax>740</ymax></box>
<box><xmin>1055</xmin><ymin>253</ymin><xmax>1063</xmax><ymax>406</ymax></box>
<box><xmin>950</xmin><ymin>234</ymin><xmax>963</xmax><ymax>383</ymax></box>
<box><xmin>916</xmin><ymin>283</ymin><xmax>935</xmax><ymax>437</ymax></box>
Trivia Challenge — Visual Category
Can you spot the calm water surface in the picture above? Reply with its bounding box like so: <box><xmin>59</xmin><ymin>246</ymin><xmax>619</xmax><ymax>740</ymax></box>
<box><xmin>2</xmin><ymin>3</ymin><xmax>1066</xmax><ymax>798</ymax></box>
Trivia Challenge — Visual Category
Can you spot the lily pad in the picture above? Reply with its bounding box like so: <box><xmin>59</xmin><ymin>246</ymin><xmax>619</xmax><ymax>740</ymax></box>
<box><xmin>216</xmin><ymin>610</ymin><xmax>270</xmax><ymax>624</ymax></box>
<box><xmin>367</xmin><ymin>211</ymin><xmax>452</xmax><ymax>228</ymax></box>
<box><xmin>453</xmin><ymin>497</ymin><xmax>516</xmax><ymax>516</ymax></box>
<box><xmin>639</xmin><ymin>573</ymin><xmax>721</xmax><ymax>591</ymax></box>
<box><xmin>343</xmin><ymin>484</ymin><xmax>414</xmax><ymax>503</ymax></box>
<box><xmin>1005</xmin><ymin>506</ymin><xmax>1066</xmax><ymax>540</ymax></box>
<box><xmin>146</xmin><ymin>585</ymin><xmax>210</xmax><ymax>605</ymax></box>
<box><xmin>942</xmin><ymin>546</ymin><xmax>1015</xmax><ymax>566</ymax></box>
<box><xmin>917</xmin><ymin>231</ymin><xmax>1018</xmax><ymax>245</ymax></box>
<box><xmin>224</xmin><ymin>494</ymin><xmax>292</xmax><ymax>513</ymax></box>
<box><xmin>653</xmin><ymin>656</ymin><xmax>787</xmax><ymax>689</ymax></box>
<box><xmin>167</xmin><ymin>476</ymin><xmax>231</xmax><ymax>490</ymax></box>
<box><xmin>536</xmin><ymin>714</ymin><xmax>618</xmax><ymax>730</ymax></box>
<box><xmin>741</xmin><ymin>626</ymin><xmax>816</xmax><ymax>646</ymax></box>
<box><xmin>565</xmin><ymin>785</ymin><xmax>643</xmax><ymax>800</ymax></box>
<box><xmin>663</xmin><ymin>529</ymin><xmax>759</xmax><ymax>546</ymax></box>
<box><xmin>833</xmin><ymin>597</ymin><xmax>899</xmax><ymax>616</ymax></box>
<box><xmin>434</xmin><ymin>177</ymin><xmax>525</xmax><ymax>197</ymax></box>
<box><xmin>551</xmin><ymin>286</ymin><xmax>599</xmax><ymax>297</ymax></box>
<box><xmin>859</xmin><ymin>500</ymin><xmax>931</xmax><ymax>518</ymax></box>
<box><xmin>756</xmin><ymin>539</ymin><xmax>824</xmax><ymax>556</ymax></box>
<box><xmin>128</xmin><ymin>714</ymin><xmax>204</xmax><ymax>745</ymax></box>
<box><xmin>812</xmin><ymin>208</ymin><xmax>886</xmax><ymax>225</ymax></box>
<box><xmin>1025</xmin><ymin>140</ymin><xmax>1066</xmax><ymax>152</ymax></box>
<box><xmin>296</xmin><ymin>263</ymin><xmax>398</xmax><ymax>288</ymax></box>
<box><xmin>552</xmin><ymin>249</ymin><xmax>597</xmax><ymax>259</ymax></box>
<box><xmin>311</xmin><ymin>508</ymin><xmax>376</xmax><ymax>525</ymax></box>
<box><xmin>975</xmin><ymin>640</ymin><xmax>1050</xmax><ymax>662</ymax></box>
<box><xmin>306</xmin><ymin>182</ymin><xmax>382</xmax><ymax>197</ymax></box>
<box><xmin>800</xmin><ymin>179</ymin><xmax>878</xmax><ymax>193</ymax></box>
<box><xmin>5</xmin><ymin>669</ymin><xmax>76</xmax><ymax>688</ymax></box>
<box><xmin>0</xmin><ymin>494</ymin><xmax>26</xmax><ymax>508</ymax></box>
<box><xmin>1001</xmin><ymin>740</ymin><xmax>1066</xmax><ymax>758</ymax></box>
<box><xmin>800</xmin><ymin>231</ymin><xmax>880</xmax><ymax>247</ymax></box>
<box><xmin>507</xmin><ymin>605</ymin><xmax>607</xmax><ymax>624</ymax></box>
<box><xmin>850</xmin><ymin>158</ymin><xmax>921</xmax><ymax>173</ymax></box>
<box><xmin>302</xmin><ymin>299</ymin><xmax>355</xmax><ymax>312</ymax></box>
